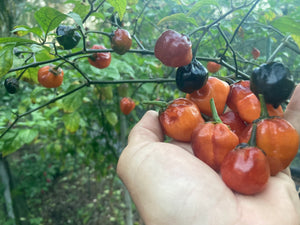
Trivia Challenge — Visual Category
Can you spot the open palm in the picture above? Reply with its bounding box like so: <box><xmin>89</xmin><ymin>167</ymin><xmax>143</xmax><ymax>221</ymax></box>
<box><xmin>117</xmin><ymin>85</ymin><xmax>300</xmax><ymax>225</ymax></box>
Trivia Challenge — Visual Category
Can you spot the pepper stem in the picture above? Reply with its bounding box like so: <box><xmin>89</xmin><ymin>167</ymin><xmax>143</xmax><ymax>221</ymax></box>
<box><xmin>210</xmin><ymin>98</ymin><xmax>223</xmax><ymax>123</ymax></box>
<box><xmin>248</xmin><ymin>123</ymin><xmax>257</xmax><ymax>147</ymax></box>
<box><xmin>258</xmin><ymin>93</ymin><xmax>269</xmax><ymax>119</ymax></box>
<box><xmin>142</xmin><ymin>100</ymin><xmax>168</xmax><ymax>111</ymax></box>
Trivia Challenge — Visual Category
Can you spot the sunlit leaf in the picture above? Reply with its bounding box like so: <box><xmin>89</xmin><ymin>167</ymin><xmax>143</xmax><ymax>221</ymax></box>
<box><xmin>187</xmin><ymin>0</ymin><xmax>218</xmax><ymax>16</ymax></box>
<box><xmin>157</xmin><ymin>13</ymin><xmax>198</xmax><ymax>26</ymax></box>
<box><xmin>63</xmin><ymin>112</ymin><xmax>81</xmax><ymax>133</ymax></box>
<box><xmin>107</xmin><ymin>0</ymin><xmax>127</xmax><ymax>21</ymax></box>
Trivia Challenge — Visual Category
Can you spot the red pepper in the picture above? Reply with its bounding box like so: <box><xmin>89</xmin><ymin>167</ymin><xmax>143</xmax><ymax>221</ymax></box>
<box><xmin>239</xmin><ymin>95</ymin><xmax>299</xmax><ymax>176</ymax></box>
<box><xmin>220</xmin><ymin>111</ymin><xmax>247</xmax><ymax>137</ymax></box>
<box><xmin>187</xmin><ymin>77</ymin><xmax>230</xmax><ymax>117</ymax></box>
<box><xmin>191</xmin><ymin>98</ymin><xmax>239</xmax><ymax>172</ymax></box>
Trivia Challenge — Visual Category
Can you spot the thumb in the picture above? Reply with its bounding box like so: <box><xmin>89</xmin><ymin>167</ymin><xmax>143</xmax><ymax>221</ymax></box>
<box><xmin>127</xmin><ymin>110</ymin><xmax>164</xmax><ymax>146</ymax></box>
<box><xmin>284</xmin><ymin>84</ymin><xmax>300</xmax><ymax>134</ymax></box>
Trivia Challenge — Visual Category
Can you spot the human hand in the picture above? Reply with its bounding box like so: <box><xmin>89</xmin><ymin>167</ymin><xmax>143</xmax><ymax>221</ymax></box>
<box><xmin>117</xmin><ymin>85</ymin><xmax>300</xmax><ymax>225</ymax></box>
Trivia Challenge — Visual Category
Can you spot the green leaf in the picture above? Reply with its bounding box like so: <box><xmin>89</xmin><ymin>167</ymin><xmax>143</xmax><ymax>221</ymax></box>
<box><xmin>0</xmin><ymin>129</ymin><xmax>38</xmax><ymax>156</ymax></box>
<box><xmin>0</xmin><ymin>44</ymin><xmax>14</xmax><ymax>79</ymax></box>
<box><xmin>187</xmin><ymin>0</ymin><xmax>218</xmax><ymax>16</ymax></box>
<box><xmin>107</xmin><ymin>0</ymin><xmax>127</xmax><ymax>21</ymax></box>
<box><xmin>291</xmin><ymin>35</ymin><xmax>300</xmax><ymax>49</ymax></box>
<box><xmin>271</xmin><ymin>16</ymin><xmax>300</xmax><ymax>36</ymax></box>
<box><xmin>105</xmin><ymin>111</ymin><xmax>118</xmax><ymax>127</ymax></box>
<box><xmin>34</xmin><ymin>7</ymin><xmax>67</xmax><ymax>36</ymax></box>
<box><xmin>11</xmin><ymin>25</ymin><xmax>43</xmax><ymax>38</ymax></box>
<box><xmin>67</xmin><ymin>12</ymin><xmax>84</xmax><ymax>30</ymax></box>
<box><xmin>63</xmin><ymin>112</ymin><xmax>80</xmax><ymax>133</ymax></box>
<box><xmin>157</xmin><ymin>13</ymin><xmax>198</xmax><ymax>26</ymax></box>
<box><xmin>0</xmin><ymin>37</ymin><xmax>39</xmax><ymax>45</ymax></box>
<box><xmin>62</xmin><ymin>88</ymin><xmax>86</xmax><ymax>113</ymax></box>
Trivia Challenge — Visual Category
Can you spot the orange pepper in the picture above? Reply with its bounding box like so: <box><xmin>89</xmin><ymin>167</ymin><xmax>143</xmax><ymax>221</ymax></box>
<box><xmin>227</xmin><ymin>80</ymin><xmax>283</xmax><ymax>123</ymax></box>
<box><xmin>191</xmin><ymin>98</ymin><xmax>239</xmax><ymax>172</ymax></box>
<box><xmin>186</xmin><ymin>77</ymin><xmax>230</xmax><ymax>117</ymax></box>
<box><xmin>239</xmin><ymin>118</ymin><xmax>299</xmax><ymax>176</ymax></box>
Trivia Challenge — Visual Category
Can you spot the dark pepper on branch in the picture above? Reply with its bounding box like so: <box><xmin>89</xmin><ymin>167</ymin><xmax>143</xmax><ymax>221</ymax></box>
<box><xmin>56</xmin><ymin>25</ymin><xmax>81</xmax><ymax>50</ymax></box>
<box><xmin>176</xmin><ymin>59</ymin><xmax>208</xmax><ymax>93</ymax></box>
<box><xmin>250</xmin><ymin>62</ymin><xmax>295</xmax><ymax>108</ymax></box>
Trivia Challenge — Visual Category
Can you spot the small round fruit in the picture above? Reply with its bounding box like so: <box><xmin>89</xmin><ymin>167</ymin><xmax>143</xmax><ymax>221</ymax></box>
<box><xmin>176</xmin><ymin>60</ymin><xmax>208</xmax><ymax>93</ymax></box>
<box><xmin>38</xmin><ymin>65</ymin><xmax>64</xmax><ymax>88</ymax></box>
<box><xmin>56</xmin><ymin>25</ymin><xmax>81</xmax><ymax>50</ymax></box>
<box><xmin>120</xmin><ymin>97</ymin><xmax>135</xmax><ymax>115</ymax></box>
<box><xmin>88</xmin><ymin>45</ymin><xmax>111</xmax><ymax>69</ymax></box>
<box><xmin>221</xmin><ymin>145</ymin><xmax>270</xmax><ymax>195</ymax></box>
<box><xmin>251</xmin><ymin>47</ymin><xmax>260</xmax><ymax>60</ymax></box>
<box><xmin>4</xmin><ymin>77</ymin><xmax>19</xmax><ymax>94</ymax></box>
<box><xmin>111</xmin><ymin>29</ymin><xmax>132</xmax><ymax>55</ymax></box>
<box><xmin>250</xmin><ymin>62</ymin><xmax>295</xmax><ymax>108</ymax></box>
<box><xmin>154</xmin><ymin>30</ymin><xmax>192</xmax><ymax>67</ymax></box>
<box><xmin>159</xmin><ymin>98</ymin><xmax>204</xmax><ymax>142</ymax></box>
<box><xmin>206</xmin><ymin>61</ymin><xmax>221</xmax><ymax>73</ymax></box>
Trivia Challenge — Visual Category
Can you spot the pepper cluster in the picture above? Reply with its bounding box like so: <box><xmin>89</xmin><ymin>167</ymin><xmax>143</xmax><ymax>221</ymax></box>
<box><xmin>157</xmin><ymin>62</ymin><xmax>299</xmax><ymax>195</ymax></box>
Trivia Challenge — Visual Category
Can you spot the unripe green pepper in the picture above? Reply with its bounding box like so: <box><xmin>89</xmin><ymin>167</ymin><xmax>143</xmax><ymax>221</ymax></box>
<box><xmin>250</xmin><ymin>62</ymin><xmax>295</xmax><ymax>108</ymax></box>
<box><xmin>56</xmin><ymin>25</ymin><xmax>81</xmax><ymax>50</ymax></box>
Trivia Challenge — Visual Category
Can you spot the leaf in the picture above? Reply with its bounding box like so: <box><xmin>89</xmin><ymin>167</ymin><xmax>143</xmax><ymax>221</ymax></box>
<box><xmin>0</xmin><ymin>37</ymin><xmax>39</xmax><ymax>45</ymax></box>
<box><xmin>63</xmin><ymin>112</ymin><xmax>81</xmax><ymax>133</ymax></box>
<box><xmin>107</xmin><ymin>0</ymin><xmax>127</xmax><ymax>21</ymax></box>
<box><xmin>1</xmin><ymin>129</ymin><xmax>38</xmax><ymax>156</ymax></box>
<box><xmin>157</xmin><ymin>13</ymin><xmax>198</xmax><ymax>26</ymax></box>
<box><xmin>187</xmin><ymin>0</ymin><xmax>218</xmax><ymax>16</ymax></box>
<box><xmin>0</xmin><ymin>44</ymin><xmax>14</xmax><ymax>79</ymax></box>
<box><xmin>11</xmin><ymin>26</ymin><xmax>43</xmax><ymax>38</ymax></box>
<box><xmin>34</xmin><ymin>7</ymin><xmax>67</xmax><ymax>35</ymax></box>
<box><xmin>271</xmin><ymin>16</ymin><xmax>300</xmax><ymax>36</ymax></box>
<box><xmin>62</xmin><ymin>88</ymin><xmax>86</xmax><ymax>113</ymax></box>
<box><xmin>105</xmin><ymin>111</ymin><xmax>118</xmax><ymax>127</ymax></box>
<box><xmin>291</xmin><ymin>35</ymin><xmax>300</xmax><ymax>49</ymax></box>
<box><xmin>67</xmin><ymin>12</ymin><xmax>84</xmax><ymax>30</ymax></box>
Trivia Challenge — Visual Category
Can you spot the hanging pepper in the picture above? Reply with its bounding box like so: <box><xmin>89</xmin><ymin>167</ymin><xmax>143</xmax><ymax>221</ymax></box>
<box><xmin>227</xmin><ymin>80</ymin><xmax>283</xmax><ymax>123</ymax></box>
<box><xmin>191</xmin><ymin>98</ymin><xmax>239</xmax><ymax>172</ymax></box>
<box><xmin>239</xmin><ymin>94</ymin><xmax>299</xmax><ymax>176</ymax></box>
<box><xmin>56</xmin><ymin>25</ymin><xmax>81</xmax><ymax>50</ymax></box>
<box><xmin>186</xmin><ymin>76</ymin><xmax>230</xmax><ymax>117</ymax></box>
<box><xmin>250</xmin><ymin>62</ymin><xmax>295</xmax><ymax>108</ymax></box>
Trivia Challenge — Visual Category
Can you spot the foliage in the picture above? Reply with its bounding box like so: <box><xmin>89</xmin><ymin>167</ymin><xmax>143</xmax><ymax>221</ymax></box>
<box><xmin>0</xmin><ymin>0</ymin><xmax>300</xmax><ymax>224</ymax></box>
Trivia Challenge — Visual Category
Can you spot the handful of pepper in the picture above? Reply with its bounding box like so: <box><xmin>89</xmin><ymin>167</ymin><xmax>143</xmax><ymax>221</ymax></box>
<box><xmin>154</xmin><ymin>61</ymin><xmax>299</xmax><ymax>195</ymax></box>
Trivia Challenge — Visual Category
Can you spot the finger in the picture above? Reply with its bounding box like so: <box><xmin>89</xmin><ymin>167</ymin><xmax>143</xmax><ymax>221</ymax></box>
<box><xmin>284</xmin><ymin>84</ymin><xmax>300</xmax><ymax>133</ymax></box>
<box><xmin>127</xmin><ymin>110</ymin><xmax>164</xmax><ymax>145</ymax></box>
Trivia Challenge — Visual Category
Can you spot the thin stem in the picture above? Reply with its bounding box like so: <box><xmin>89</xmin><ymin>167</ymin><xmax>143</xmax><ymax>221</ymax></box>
<box><xmin>258</xmin><ymin>94</ymin><xmax>269</xmax><ymax>119</ymax></box>
<box><xmin>248</xmin><ymin>123</ymin><xmax>257</xmax><ymax>147</ymax></box>
<box><xmin>210</xmin><ymin>98</ymin><xmax>223</xmax><ymax>123</ymax></box>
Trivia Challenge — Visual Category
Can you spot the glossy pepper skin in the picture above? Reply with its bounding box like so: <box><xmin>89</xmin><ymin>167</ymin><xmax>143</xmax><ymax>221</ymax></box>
<box><xmin>219</xmin><ymin>111</ymin><xmax>247</xmax><ymax>136</ymax></box>
<box><xmin>4</xmin><ymin>77</ymin><xmax>19</xmax><ymax>94</ymax></box>
<box><xmin>159</xmin><ymin>98</ymin><xmax>204</xmax><ymax>142</ymax></box>
<box><xmin>191</xmin><ymin>98</ymin><xmax>239</xmax><ymax>172</ymax></box>
<box><xmin>250</xmin><ymin>62</ymin><xmax>295</xmax><ymax>108</ymax></box>
<box><xmin>227</xmin><ymin>80</ymin><xmax>283</xmax><ymax>123</ymax></box>
<box><xmin>239</xmin><ymin>118</ymin><xmax>299</xmax><ymax>176</ymax></box>
<box><xmin>186</xmin><ymin>77</ymin><xmax>230</xmax><ymax>117</ymax></box>
<box><xmin>56</xmin><ymin>25</ymin><xmax>81</xmax><ymax>50</ymax></box>
<box><xmin>176</xmin><ymin>59</ymin><xmax>208</xmax><ymax>94</ymax></box>
<box><xmin>111</xmin><ymin>28</ymin><xmax>132</xmax><ymax>55</ymax></box>
<box><xmin>221</xmin><ymin>144</ymin><xmax>270</xmax><ymax>195</ymax></box>
<box><xmin>154</xmin><ymin>30</ymin><xmax>192</xmax><ymax>67</ymax></box>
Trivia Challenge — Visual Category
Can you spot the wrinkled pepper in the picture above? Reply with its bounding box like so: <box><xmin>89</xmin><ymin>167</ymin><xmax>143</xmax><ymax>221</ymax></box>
<box><xmin>191</xmin><ymin>98</ymin><xmax>239</xmax><ymax>172</ymax></box>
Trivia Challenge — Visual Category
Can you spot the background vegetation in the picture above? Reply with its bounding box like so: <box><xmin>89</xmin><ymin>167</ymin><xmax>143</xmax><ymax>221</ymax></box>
<box><xmin>0</xmin><ymin>0</ymin><xmax>300</xmax><ymax>224</ymax></box>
